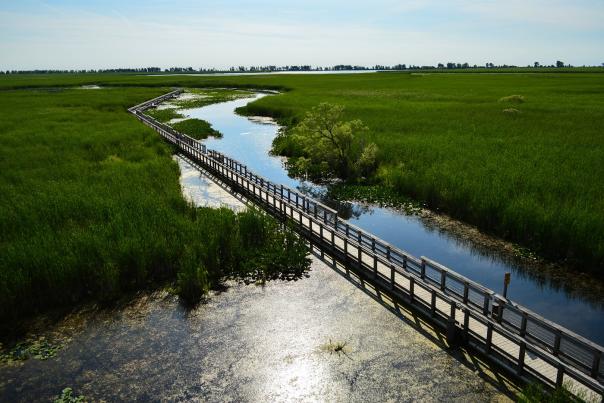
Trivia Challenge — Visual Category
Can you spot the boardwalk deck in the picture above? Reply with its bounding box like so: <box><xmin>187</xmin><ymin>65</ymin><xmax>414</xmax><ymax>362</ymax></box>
<box><xmin>130</xmin><ymin>90</ymin><xmax>603</xmax><ymax>401</ymax></box>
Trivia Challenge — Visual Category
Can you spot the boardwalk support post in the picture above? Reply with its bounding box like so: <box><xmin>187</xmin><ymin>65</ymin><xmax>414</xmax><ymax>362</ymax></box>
<box><xmin>446</xmin><ymin>301</ymin><xmax>461</xmax><ymax>347</ymax></box>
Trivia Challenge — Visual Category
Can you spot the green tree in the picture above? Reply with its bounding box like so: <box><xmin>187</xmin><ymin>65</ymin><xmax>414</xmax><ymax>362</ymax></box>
<box><xmin>290</xmin><ymin>103</ymin><xmax>378</xmax><ymax>180</ymax></box>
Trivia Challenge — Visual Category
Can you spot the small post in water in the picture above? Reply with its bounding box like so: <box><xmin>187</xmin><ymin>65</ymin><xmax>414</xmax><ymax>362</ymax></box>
<box><xmin>503</xmin><ymin>272</ymin><xmax>511</xmax><ymax>299</ymax></box>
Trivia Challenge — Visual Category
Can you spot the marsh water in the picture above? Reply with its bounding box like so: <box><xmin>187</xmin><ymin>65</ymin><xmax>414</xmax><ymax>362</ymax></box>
<box><xmin>182</xmin><ymin>93</ymin><xmax>604</xmax><ymax>345</ymax></box>
<box><xmin>2</xmin><ymin>91</ymin><xmax>599</xmax><ymax>402</ymax></box>
<box><xmin>0</xmin><ymin>257</ymin><xmax>514</xmax><ymax>402</ymax></box>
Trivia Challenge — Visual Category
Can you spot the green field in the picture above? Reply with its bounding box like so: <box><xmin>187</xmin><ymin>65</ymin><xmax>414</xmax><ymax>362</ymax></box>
<box><xmin>1</xmin><ymin>71</ymin><xmax>603</xmax><ymax>326</ymax></box>
<box><xmin>0</xmin><ymin>86</ymin><xmax>308</xmax><ymax>328</ymax></box>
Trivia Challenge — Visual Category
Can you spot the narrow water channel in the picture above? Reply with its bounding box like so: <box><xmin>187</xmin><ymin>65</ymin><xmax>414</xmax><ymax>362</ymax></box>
<box><xmin>180</xmin><ymin>93</ymin><xmax>604</xmax><ymax>345</ymax></box>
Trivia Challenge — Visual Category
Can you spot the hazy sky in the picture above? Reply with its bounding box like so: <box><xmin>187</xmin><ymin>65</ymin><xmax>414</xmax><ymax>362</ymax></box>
<box><xmin>1</xmin><ymin>0</ymin><xmax>603</xmax><ymax>70</ymax></box>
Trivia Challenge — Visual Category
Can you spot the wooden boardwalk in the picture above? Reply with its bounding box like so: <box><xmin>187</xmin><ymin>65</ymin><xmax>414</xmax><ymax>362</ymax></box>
<box><xmin>130</xmin><ymin>90</ymin><xmax>603</xmax><ymax>401</ymax></box>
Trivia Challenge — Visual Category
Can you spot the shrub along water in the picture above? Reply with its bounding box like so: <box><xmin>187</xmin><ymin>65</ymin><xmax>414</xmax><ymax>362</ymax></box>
<box><xmin>273</xmin><ymin>102</ymin><xmax>379</xmax><ymax>181</ymax></box>
<box><xmin>0</xmin><ymin>87</ymin><xmax>309</xmax><ymax>330</ymax></box>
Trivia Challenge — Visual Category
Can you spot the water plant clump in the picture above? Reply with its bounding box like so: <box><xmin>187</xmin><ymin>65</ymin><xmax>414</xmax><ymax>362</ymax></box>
<box><xmin>0</xmin><ymin>337</ymin><xmax>62</xmax><ymax>363</ymax></box>
<box><xmin>54</xmin><ymin>387</ymin><xmax>86</xmax><ymax>403</ymax></box>
<box><xmin>175</xmin><ymin>207</ymin><xmax>310</xmax><ymax>305</ymax></box>
<box><xmin>172</xmin><ymin>118</ymin><xmax>221</xmax><ymax>140</ymax></box>
<box><xmin>321</xmin><ymin>339</ymin><xmax>352</xmax><ymax>359</ymax></box>
<box><xmin>144</xmin><ymin>107</ymin><xmax>184</xmax><ymax>122</ymax></box>
<box><xmin>499</xmin><ymin>94</ymin><xmax>526</xmax><ymax>103</ymax></box>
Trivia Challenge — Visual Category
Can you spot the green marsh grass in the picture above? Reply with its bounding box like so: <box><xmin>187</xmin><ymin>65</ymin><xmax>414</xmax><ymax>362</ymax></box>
<box><xmin>0</xmin><ymin>86</ymin><xmax>308</xmax><ymax>328</ymax></box>
<box><xmin>1</xmin><ymin>71</ymin><xmax>603</xmax><ymax>289</ymax></box>
<box><xmin>144</xmin><ymin>107</ymin><xmax>183</xmax><ymax>122</ymax></box>
<box><xmin>171</xmin><ymin>118</ymin><xmax>221</xmax><ymax>140</ymax></box>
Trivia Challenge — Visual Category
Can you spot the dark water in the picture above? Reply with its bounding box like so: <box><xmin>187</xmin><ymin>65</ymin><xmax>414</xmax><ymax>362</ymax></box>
<box><xmin>182</xmin><ymin>94</ymin><xmax>604</xmax><ymax>345</ymax></box>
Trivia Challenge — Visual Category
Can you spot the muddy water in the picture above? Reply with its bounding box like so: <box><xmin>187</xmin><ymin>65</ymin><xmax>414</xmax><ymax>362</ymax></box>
<box><xmin>181</xmin><ymin>94</ymin><xmax>604</xmax><ymax>345</ymax></box>
<box><xmin>0</xmin><ymin>259</ymin><xmax>513</xmax><ymax>402</ymax></box>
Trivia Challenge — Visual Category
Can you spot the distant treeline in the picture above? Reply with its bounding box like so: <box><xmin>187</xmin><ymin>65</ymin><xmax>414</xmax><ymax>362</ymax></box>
<box><xmin>3</xmin><ymin>61</ymin><xmax>604</xmax><ymax>74</ymax></box>
<box><xmin>2</xmin><ymin>67</ymin><xmax>162</xmax><ymax>74</ymax></box>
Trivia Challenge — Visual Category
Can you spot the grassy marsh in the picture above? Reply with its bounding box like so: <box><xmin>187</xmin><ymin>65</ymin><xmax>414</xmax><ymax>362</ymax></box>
<box><xmin>172</xmin><ymin>118</ymin><xmax>221</xmax><ymax>140</ymax></box>
<box><xmin>0</xmin><ymin>86</ymin><xmax>309</xmax><ymax>329</ymax></box>
<box><xmin>1</xmin><ymin>71</ymin><xmax>603</xmax><ymax>326</ymax></box>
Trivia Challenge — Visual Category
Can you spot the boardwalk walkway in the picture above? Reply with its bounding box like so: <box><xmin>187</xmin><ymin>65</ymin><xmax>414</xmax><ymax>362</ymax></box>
<box><xmin>130</xmin><ymin>90</ymin><xmax>603</xmax><ymax>401</ymax></box>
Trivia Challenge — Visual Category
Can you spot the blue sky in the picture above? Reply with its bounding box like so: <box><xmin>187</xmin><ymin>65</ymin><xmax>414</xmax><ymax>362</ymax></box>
<box><xmin>1</xmin><ymin>0</ymin><xmax>603</xmax><ymax>70</ymax></box>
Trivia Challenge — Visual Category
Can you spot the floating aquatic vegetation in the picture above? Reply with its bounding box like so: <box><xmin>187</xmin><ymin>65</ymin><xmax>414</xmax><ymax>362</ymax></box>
<box><xmin>54</xmin><ymin>387</ymin><xmax>86</xmax><ymax>403</ymax></box>
<box><xmin>0</xmin><ymin>336</ymin><xmax>62</xmax><ymax>363</ymax></box>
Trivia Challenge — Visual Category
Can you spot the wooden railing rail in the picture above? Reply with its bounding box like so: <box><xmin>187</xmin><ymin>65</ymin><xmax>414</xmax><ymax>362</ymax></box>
<box><xmin>129</xmin><ymin>91</ymin><xmax>604</xmax><ymax>400</ymax></box>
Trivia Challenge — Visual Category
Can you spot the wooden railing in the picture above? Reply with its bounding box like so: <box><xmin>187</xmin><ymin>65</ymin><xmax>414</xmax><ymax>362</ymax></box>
<box><xmin>130</xmin><ymin>91</ymin><xmax>603</xmax><ymax>400</ymax></box>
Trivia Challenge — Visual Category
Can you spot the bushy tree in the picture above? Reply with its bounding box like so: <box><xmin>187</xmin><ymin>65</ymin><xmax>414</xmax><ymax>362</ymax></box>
<box><xmin>289</xmin><ymin>103</ymin><xmax>379</xmax><ymax>180</ymax></box>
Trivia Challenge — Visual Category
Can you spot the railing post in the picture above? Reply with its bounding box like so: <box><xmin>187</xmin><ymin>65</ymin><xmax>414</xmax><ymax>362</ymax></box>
<box><xmin>390</xmin><ymin>264</ymin><xmax>395</xmax><ymax>289</ymax></box>
<box><xmin>591</xmin><ymin>350</ymin><xmax>601</xmax><ymax>378</ymax></box>
<box><xmin>520</xmin><ymin>312</ymin><xmax>528</xmax><ymax>337</ymax></box>
<box><xmin>409</xmin><ymin>277</ymin><xmax>415</xmax><ymax>302</ymax></box>
<box><xmin>517</xmin><ymin>342</ymin><xmax>526</xmax><ymax>376</ymax></box>
<box><xmin>446</xmin><ymin>301</ymin><xmax>458</xmax><ymax>346</ymax></box>
<box><xmin>440</xmin><ymin>271</ymin><xmax>446</xmax><ymax>291</ymax></box>
<box><xmin>420</xmin><ymin>258</ymin><xmax>426</xmax><ymax>279</ymax></box>
<box><xmin>483</xmin><ymin>294</ymin><xmax>490</xmax><ymax>316</ymax></box>
<box><xmin>553</xmin><ymin>331</ymin><xmax>561</xmax><ymax>356</ymax></box>
<box><xmin>430</xmin><ymin>290</ymin><xmax>436</xmax><ymax>316</ymax></box>
<box><xmin>556</xmin><ymin>365</ymin><xmax>564</xmax><ymax>387</ymax></box>
<box><xmin>373</xmin><ymin>255</ymin><xmax>378</xmax><ymax>277</ymax></box>
<box><xmin>486</xmin><ymin>323</ymin><xmax>493</xmax><ymax>354</ymax></box>
<box><xmin>463</xmin><ymin>283</ymin><xmax>469</xmax><ymax>304</ymax></box>
<box><xmin>463</xmin><ymin>310</ymin><xmax>470</xmax><ymax>341</ymax></box>
<box><xmin>497</xmin><ymin>303</ymin><xmax>504</xmax><ymax>324</ymax></box>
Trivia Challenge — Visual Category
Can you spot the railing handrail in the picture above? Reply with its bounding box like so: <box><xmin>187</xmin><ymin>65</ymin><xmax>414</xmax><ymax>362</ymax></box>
<box><xmin>129</xmin><ymin>90</ymin><xmax>604</xmax><ymax>387</ymax></box>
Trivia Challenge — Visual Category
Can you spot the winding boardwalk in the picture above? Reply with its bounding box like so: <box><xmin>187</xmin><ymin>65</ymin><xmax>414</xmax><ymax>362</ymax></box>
<box><xmin>129</xmin><ymin>90</ymin><xmax>603</xmax><ymax>401</ymax></box>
